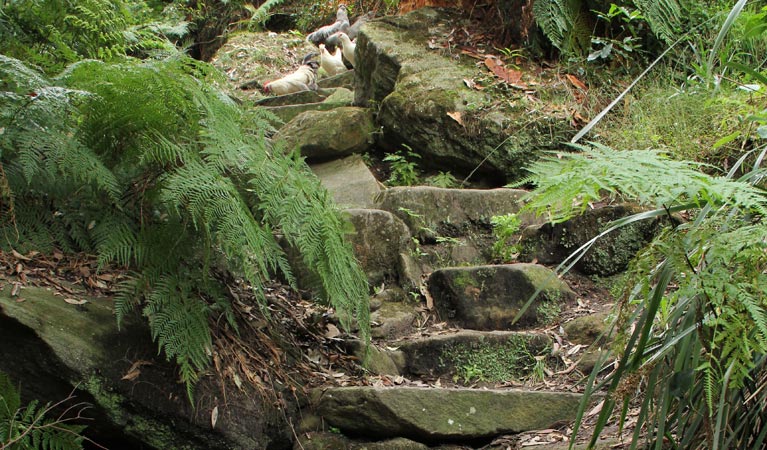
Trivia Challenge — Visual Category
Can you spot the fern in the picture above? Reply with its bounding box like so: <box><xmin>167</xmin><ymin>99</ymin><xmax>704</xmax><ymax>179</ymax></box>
<box><xmin>1</xmin><ymin>54</ymin><xmax>371</xmax><ymax>396</ymax></box>
<box><xmin>247</xmin><ymin>0</ymin><xmax>290</xmax><ymax>29</ymax></box>
<box><xmin>532</xmin><ymin>0</ymin><xmax>591</xmax><ymax>56</ymax></box>
<box><xmin>633</xmin><ymin>0</ymin><xmax>684</xmax><ymax>44</ymax></box>
<box><xmin>0</xmin><ymin>372</ymin><xmax>86</xmax><ymax>450</ymax></box>
<box><xmin>518</xmin><ymin>143</ymin><xmax>767</xmax><ymax>448</ymax></box>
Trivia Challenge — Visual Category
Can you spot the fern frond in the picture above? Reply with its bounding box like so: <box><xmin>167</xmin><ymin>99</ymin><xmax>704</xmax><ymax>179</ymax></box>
<box><xmin>247</xmin><ymin>0</ymin><xmax>289</xmax><ymax>29</ymax></box>
<box><xmin>633</xmin><ymin>0</ymin><xmax>684</xmax><ymax>44</ymax></box>
<box><xmin>532</xmin><ymin>0</ymin><xmax>590</xmax><ymax>55</ymax></box>
<box><xmin>521</xmin><ymin>144</ymin><xmax>767</xmax><ymax>223</ymax></box>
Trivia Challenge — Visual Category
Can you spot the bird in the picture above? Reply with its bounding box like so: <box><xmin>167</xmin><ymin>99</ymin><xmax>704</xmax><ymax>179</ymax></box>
<box><xmin>306</xmin><ymin>4</ymin><xmax>350</xmax><ymax>50</ymax></box>
<box><xmin>326</xmin><ymin>31</ymin><xmax>356</xmax><ymax>68</ymax></box>
<box><xmin>319</xmin><ymin>43</ymin><xmax>347</xmax><ymax>76</ymax></box>
<box><xmin>262</xmin><ymin>53</ymin><xmax>320</xmax><ymax>96</ymax></box>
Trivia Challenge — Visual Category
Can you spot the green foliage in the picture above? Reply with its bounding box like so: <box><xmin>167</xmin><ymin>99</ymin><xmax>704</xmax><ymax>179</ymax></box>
<box><xmin>245</xmin><ymin>0</ymin><xmax>290</xmax><ymax>30</ymax></box>
<box><xmin>0</xmin><ymin>0</ymin><xmax>176</xmax><ymax>73</ymax></box>
<box><xmin>532</xmin><ymin>0</ymin><xmax>592</xmax><ymax>56</ymax></box>
<box><xmin>447</xmin><ymin>338</ymin><xmax>545</xmax><ymax>384</ymax></box>
<box><xmin>518</xmin><ymin>142</ymin><xmax>767</xmax><ymax>448</ymax></box>
<box><xmin>0</xmin><ymin>372</ymin><xmax>86</xmax><ymax>449</ymax></box>
<box><xmin>425</xmin><ymin>171</ymin><xmax>459</xmax><ymax>188</ymax></box>
<box><xmin>490</xmin><ymin>213</ymin><xmax>521</xmax><ymax>261</ymax></box>
<box><xmin>383</xmin><ymin>147</ymin><xmax>421</xmax><ymax>186</ymax></box>
<box><xmin>0</xmin><ymin>54</ymin><xmax>370</xmax><ymax>397</ymax></box>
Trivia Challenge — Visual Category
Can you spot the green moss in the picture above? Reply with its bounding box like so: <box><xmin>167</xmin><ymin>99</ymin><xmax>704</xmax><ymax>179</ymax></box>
<box><xmin>444</xmin><ymin>335</ymin><xmax>548</xmax><ymax>384</ymax></box>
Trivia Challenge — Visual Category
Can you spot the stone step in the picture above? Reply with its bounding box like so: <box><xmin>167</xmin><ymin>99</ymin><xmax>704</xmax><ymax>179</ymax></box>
<box><xmin>394</xmin><ymin>330</ymin><xmax>551</xmax><ymax>381</ymax></box>
<box><xmin>262</xmin><ymin>87</ymin><xmax>353</xmax><ymax>123</ymax></box>
<box><xmin>428</xmin><ymin>264</ymin><xmax>575</xmax><ymax>331</ymax></box>
<box><xmin>355</xmin><ymin>330</ymin><xmax>551</xmax><ymax>381</ymax></box>
<box><xmin>311</xmin><ymin>386</ymin><xmax>582</xmax><ymax>444</ymax></box>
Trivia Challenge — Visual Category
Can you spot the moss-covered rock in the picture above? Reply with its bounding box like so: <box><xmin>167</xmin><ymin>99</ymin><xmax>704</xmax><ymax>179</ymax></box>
<box><xmin>375</xmin><ymin>186</ymin><xmax>529</xmax><ymax>243</ymax></box>
<box><xmin>395</xmin><ymin>330</ymin><xmax>551</xmax><ymax>381</ymax></box>
<box><xmin>355</xmin><ymin>8</ymin><xmax>574</xmax><ymax>182</ymax></box>
<box><xmin>428</xmin><ymin>264</ymin><xmax>574</xmax><ymax>330</ymax></box>
<box><xmin>519</xmin><ymin>204</ymin><xmax>661</xmax><ymax>276</ymax></box>
<box><xmin>0</xmin><ymin>284</ymin><xmax>295</xmax><ymax>449</ymax></box>
<box><xmin>345</xmin><ymin>208</ymin><xmax>413</xmax><ymax>286</ymax></box>
<box><xmin>296</xmin><ymin>432</ymin><xmax>438</xmax><ymax>450</ymax></box>
<box><xmin>274</xmin><ymin>107</ymin><xmax>375</xmax><ymax>161</ymax></box>
<box><xmin>264</xmin><ymin>87</ymin><xmax>355</xmax><ymax>123</ymax></box>
<box><xmin>313</xmin><ymin>386</ymin><xmax>582</xmax><ymax>443</ymax></box>
<box><xmin>370</xmin><ymin>301</ymin><xmax>417</xmax><ymax>340</ymax></box>
<box><xmin>564</xmin><ymin>312</ymin><xmax>612</xmax><ymax>346</ymax></box>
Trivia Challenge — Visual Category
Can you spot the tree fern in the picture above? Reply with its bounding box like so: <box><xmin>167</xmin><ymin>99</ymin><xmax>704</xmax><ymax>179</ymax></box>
<box><xmin>247</xmin><ymin>0</ymin><xmax>290</xmax><ymax>29</ymax></box>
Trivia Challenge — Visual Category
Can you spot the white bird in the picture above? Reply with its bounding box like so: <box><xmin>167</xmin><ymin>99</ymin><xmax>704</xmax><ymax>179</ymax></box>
<box><xmin>263</xmin><ymin>54</ymin><xmax>320</xmax><ymax>96</ymax></box>
<box><xmin>306</xmin><ymin>5</ymin><xmax>349</xmax><ymax>49</ymax></box>
<box><xmin>328</xmin><ymin>31</ymin><xmax>356</xmax><ymax>68</ymax></box>
<box><xmin>319</xmin><ymin>43</ymin><xmax>347</xmax><ymax>76</ymax></box>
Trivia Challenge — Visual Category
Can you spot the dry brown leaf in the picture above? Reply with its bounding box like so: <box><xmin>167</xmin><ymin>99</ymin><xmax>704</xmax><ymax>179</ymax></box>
<box><xmin>10</xmin><ymin>283</ymin><xmax>21</xmax><ymax>297</ymax></box>
<box><xmin>566</xmin><ymin>74</ymin><xmax>588</xmax><ymax>91</ymax></box>
<box><xmin>324</xmin><ymin>324</ymin><xmax>341</xmax><ymax>339</ymax></box>
<box><xmin>14</xmin><ymin>263</ymin><xmax>22</xmax><ymax>274</ymax></box>
<box><xmin>15</xmin><ymin>298</ymin><xmax>25</xmax><ymax>303</ymax></box>
<box><xmin>64</xmin><ymin>298</ymin><xmax>88</xmax><ymax>305</ymax></box>
<box><xmin>447</xmin><ymin>111</ymin><xmax>463</xmax><ymax>126</ymax></box>
<box><xmin>211</xmin><ymin>406</ymin><xmax>219</xmax><ymax>428</ymax></box>
<box><xmin>121</xmin><ymin>368</ymin><xmax>141</xmax><ymax>381</ymax></box>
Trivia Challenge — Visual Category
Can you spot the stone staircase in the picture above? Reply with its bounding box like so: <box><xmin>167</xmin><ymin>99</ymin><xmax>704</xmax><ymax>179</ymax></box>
<box><xmin>211</xmin><ymin>8</ymin><xmax>660</xmax><ymax>449</ymax></box>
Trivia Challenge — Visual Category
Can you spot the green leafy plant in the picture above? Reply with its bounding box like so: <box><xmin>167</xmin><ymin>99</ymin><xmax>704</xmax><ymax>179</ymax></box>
<box><xmin>490</xmin><ymin>213</ymin><xmax>522</xmax><ymax>261</ymax></box>
<box><xmin>0</xmin><ymin>372</ymin><xmax>87</xmax><ymax>449</ymax></box>
<box><xmin>0</xmin><ymin>54</ymin><xmax>370</xmax><ymax>399</ymax></box>
<box><xmin>383</xmin><ymin>147</ymin><xmax>421</xmax><ymax>186</ymax></box>
<box><xmin>516</xmin><ymin>142</ymin><xmax>767</xmax><ymax>449</ymax></box>
<box><xmin>425</xmin><ymin>171</ymin><xmax>459</xmax><ymax>188</ymax></box>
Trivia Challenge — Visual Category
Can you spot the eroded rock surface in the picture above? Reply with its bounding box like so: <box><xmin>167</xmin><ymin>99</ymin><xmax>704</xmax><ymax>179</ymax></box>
<box><xmin>314</xmin><ymin>386</ymin><xmax>582</xmax><ymax>443</ymax></box>
<box><xmin>428</xmin><ymin>264</ymin><xmax>574</xmax><ymax>330</ymax></box>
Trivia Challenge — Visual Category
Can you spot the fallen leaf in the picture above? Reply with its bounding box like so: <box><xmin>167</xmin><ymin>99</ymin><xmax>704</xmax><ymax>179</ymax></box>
<box><xmin>15</xmin><ymin>263</ymin><xmax>23</xmax><ymax>274</ymax></box>
<box><xmin>15</xmin><ymin>298</ymin><xmax>25</xmax><ymax>303</ymax></box>
<box><xmin>463</xmin><ymin>78</ymin><xmax>476</xmax><ymax>89</ymax></box>
<box><xmin>566</xmin><ymin>74</ymin><xmax>588</xmax><ymax>91</ymax></box>
<box><xmin>587</xmin><ymin>399</ymin><xmax>605</xmax><ymax>417</ymax></box>
<box><xmin>211</xmin><ymin>406</ymin><xmax>219</xmax><ymax>428</ymax></box>
<box><xmin>64</xmin><ymin>298</ymin><xmax>88</xmax><ymax>305</ymax></box>
<box><xmin>447</xmin><ymin>111</ymin><xmax>463</xmax><ymax>126</ymax></box>
<box><xmin>10</xmin><ymin>283</ymin><xmax>21</xmax><ymax>297</ymax></box>
<box><xmin>484</xmin><ymin>57</ymin><xmax>523</xmax><ymax>84</ymax></box>
<box><xmin>11</xmin><ymin>250</ymin><xmax>31</xmax><ymax>261</ymax></box>
<box><xmin>121</xmin><ymin>368</ymin><xmax>141</xmax><ymax>381</ymax></box>
<box><xmin>324</xmin><ymin>324</ymin><xmax>341</xmax><ymax>339</ymax></box>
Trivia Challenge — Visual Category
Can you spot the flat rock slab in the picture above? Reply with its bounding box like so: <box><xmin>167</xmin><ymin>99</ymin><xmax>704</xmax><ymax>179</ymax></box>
<box><xmin>311</xmin><ymin>154</ymin><xmax>381</xmax><ymax>209</ymax></box>
<box><xmin>274</xmin><ymin>107</ymin><xmax>375</xmax><ymax>161</ymax></box>
<box><xmin>375</xmin><ymin>186</ymin><xmax>529</xmax><ymax>243</ymax></box>
<box><xmin>396</xmin><ymin>330</ymin><xmax>551</xmax><ymax>380</ymax></box>
<box><xmin>428</xmin><ymin>264</ymin><xmax>574</xmax><ymax>330</ymax></box>
<box><xmin>264</xmin><ymin>87</ymin><xmax>354</xmax><ymax>124</ymax></box>
<box><xmin>314</xmin><ymin>386</ymin><xmax>582</xmax><ymax>443</ymax></box>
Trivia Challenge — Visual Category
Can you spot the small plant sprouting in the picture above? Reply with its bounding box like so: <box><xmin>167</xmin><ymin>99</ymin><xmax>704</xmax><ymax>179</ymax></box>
<box><xmin>383</xmin><ymin>146</ymin><xmax>421</xmax><ymax>186</ymax></box>
<box><xmin>491</xmin><ymin>213</ymin><xmax>522</xmax><ymax>261</ymax></box>
<box><xmin>425</xmin><ymin>171</ymin><xmax>459</xmax><ymax>188</ymax></box>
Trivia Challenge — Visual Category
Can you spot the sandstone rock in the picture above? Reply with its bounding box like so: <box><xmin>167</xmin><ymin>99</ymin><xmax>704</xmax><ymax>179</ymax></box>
<box><xmin>370</xmin><ymin>301</ymin><xmax>417</xmax><ymax>340</ymax></box>
<box><xmin>396</xmin><ymin>330</ymin><xmax>551</xmax><ymax>380</ymax></box>
<box><xmin>355</xmin><ymin>8</ymin><xmax>573</xmax><ymax>182</ymax></box>
<box><xmin>264</xmin><ymin>87</ymin><xmax>354</xmax><ymax>123</ymax></box>
<box><xmin>0</xmin><ymin>285</ymin><xmax>294</xmax><ymax>449</ymax></box>
<box><xmin>375</xmin><ymin>186</ymin><xmax>529</xmax><ymax>243</ymax></box>
<box><xmin>311</xmin><ymin>154</ymin><xmax>382</xmax><ymax>209</ymax></box>
<box><xmin>318</xmin><ymin>70</ymin><xmax>356</xmax><ymax>89</ymax></box>
<box><xmin>564</xmin><ymin>312</ymin><xmax>612</xmax><ymax>346</ymax></box>
<box><xmin>314</xmin><ymin>386</ymin><xmax>582</xmax><ymax>443</ymax></box>
<box><xmin>519</xmin><ymin>204</ymin><xmax>660</xmax><ymax>276</ymax></box>
<box><xmin>428</xmin><ymin>264</ymin><xmax>574</xmax><ymax>330</ymax></box>
<box><xmin>345</xmin><ymin>208</ymin><xmax>413</xmax><ymax>286</ymax></box>
<box><xmin>296</xmin><ymin>432</ymin><xmax>437</xmax><ymax>450</ymax></box>
<box><xmin>274</xmin><ymin>107</ymin><xmax>375</xmax><ymax>161</ymax></box>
